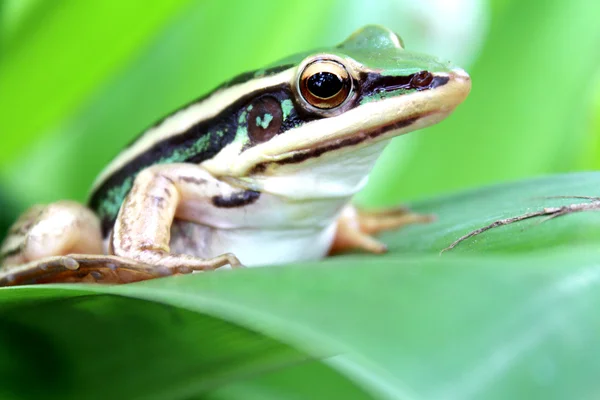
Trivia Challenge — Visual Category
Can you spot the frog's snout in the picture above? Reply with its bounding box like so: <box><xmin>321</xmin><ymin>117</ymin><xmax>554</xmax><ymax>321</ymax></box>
<box><xmin>448</xmin><ymin>67</ymin><xmax>472</xmax><ymax>102</ymax></box>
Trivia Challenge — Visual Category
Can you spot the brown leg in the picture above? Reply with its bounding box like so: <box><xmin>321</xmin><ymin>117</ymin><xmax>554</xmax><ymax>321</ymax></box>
<box><xmin>329</xmin><ymin>204</ymin><xmax>435</xmax><ymax>255</ymax></box>
<box><xmin>111</xmin><ymin>164</ymin><xmax>241</xmax><ymax>270</ymax></box>
<box><xmin>0</xmin><ymin>253</ymin><xmax>239</xmax><ymax>286</ymax></box>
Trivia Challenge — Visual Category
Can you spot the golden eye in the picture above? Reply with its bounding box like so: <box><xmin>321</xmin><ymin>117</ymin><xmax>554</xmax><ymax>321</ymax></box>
<box><xmin>299</xmin><ymin>60</ymin><xmax>352</xmax><ymax>109</ymax></box>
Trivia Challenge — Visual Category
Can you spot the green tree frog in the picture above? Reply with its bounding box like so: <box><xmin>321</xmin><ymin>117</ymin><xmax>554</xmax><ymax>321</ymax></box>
<box><xmin>0</xmin><ymin>26</ymin><xmax>470</xmax><ymax>285</ymax></box>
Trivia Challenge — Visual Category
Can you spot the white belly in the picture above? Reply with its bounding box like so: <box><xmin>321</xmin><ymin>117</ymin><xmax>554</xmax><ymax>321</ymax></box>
<box><xmin>167</xmin><ymin>183</ymin><xmax>351</xmax><ymax>266</ymax></box>
<box><xmin>169</xmin><ymin>219</ymin><xmax>337</xmax><ymax>266</ymax></box>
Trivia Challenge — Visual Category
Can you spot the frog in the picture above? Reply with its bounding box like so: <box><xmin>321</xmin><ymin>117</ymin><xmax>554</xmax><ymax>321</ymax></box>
<box><xmin>0</xmin><ymin>25</ymin><xmax>471</xmax><ymax>285</ymax></box>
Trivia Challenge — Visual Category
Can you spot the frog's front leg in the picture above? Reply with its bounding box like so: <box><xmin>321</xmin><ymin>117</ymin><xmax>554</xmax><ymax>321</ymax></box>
<box><xmin>111</xmin><ymin>163</ymin><xmax>241</xmax><ymax>270</ymax></box>
<box><xmin>329</xmin><ymin>204</ymin><xmax>434</xmax><ymax>254</ymax></box>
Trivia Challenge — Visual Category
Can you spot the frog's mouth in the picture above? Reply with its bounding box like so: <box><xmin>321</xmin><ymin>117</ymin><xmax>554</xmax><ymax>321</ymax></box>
<box><xmin>241</xmin><ymin>68</ymin><xmax>470</xmax><ymax>174</ymax></box>
<box><xmin>259</xmin><ymin>114</ymin><xmax>421</xmax><ymax>169</ymax></box>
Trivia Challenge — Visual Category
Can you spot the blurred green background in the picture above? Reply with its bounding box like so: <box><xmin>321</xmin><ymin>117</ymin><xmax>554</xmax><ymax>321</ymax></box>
<box><xmin>0</xmin><ymin>0</ymin><xmax>598</xmax><ymax>233</ymax></box>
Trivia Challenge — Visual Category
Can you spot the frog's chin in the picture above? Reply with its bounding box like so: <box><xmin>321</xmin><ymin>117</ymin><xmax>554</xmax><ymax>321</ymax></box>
<box><xmin>231</xmin><ymin>137</ymin><xmax>392</xmax><ymax>200</ymax></box>
<box><xmin>234</xmin><ymin>100</ymin><xmax>462</xmax><ymax>200</ymax></box>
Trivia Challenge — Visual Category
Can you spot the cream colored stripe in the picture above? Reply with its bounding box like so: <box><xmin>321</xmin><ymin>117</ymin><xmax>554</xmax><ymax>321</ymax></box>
<box><xmin>90</xmin><ymin>67</ymin><xmax>296</xmax><ymax>192</ymax></box>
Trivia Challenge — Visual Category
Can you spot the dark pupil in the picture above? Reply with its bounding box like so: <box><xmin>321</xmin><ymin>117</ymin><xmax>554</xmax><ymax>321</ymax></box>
<box><xmin>307</xmin><ymin>72</ymin><xmax>343</xmax><ymax>98</ymax></box>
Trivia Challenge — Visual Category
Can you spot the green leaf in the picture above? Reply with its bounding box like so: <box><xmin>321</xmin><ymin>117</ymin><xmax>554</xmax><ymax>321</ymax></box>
<box><xmin>382</xmin><ymin>171</ymin><xmax>600</xmax><ymax>255</ymax></box>
<box><xmin>2</xmin><ymin>172</ymin><xmax>600</xmax><ymax>399</ymax></box>
<box><xmin>0</xmin><ymin>289</ymin><xmax>355</xmax><ymax>400</ymax></box>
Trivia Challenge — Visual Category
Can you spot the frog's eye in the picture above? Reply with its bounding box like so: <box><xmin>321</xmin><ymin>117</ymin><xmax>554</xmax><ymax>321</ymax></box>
<box><xmin>299</xmin><ymin>60</ymin><xmax>352</xmax><ymax>110</ymax></box>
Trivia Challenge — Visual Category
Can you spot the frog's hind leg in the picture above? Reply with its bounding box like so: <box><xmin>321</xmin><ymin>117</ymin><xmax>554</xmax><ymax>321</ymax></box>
<box><xmin>329</xmin><ymin>204</ymin><xmax>434</xmax><ymax>254</ymax></box>
<box><xmin>1</xmin><ymin>201</ymin><xmax>103</xmax><ymax>268</ymax></box>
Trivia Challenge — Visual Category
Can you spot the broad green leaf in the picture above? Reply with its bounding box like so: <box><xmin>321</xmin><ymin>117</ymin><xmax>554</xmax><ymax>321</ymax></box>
<box><xmin>382</xmin><ymin>171</ymin><xmax>600</xmax><ymax>255</ymax></box>
<box><xmin>0</xmin><ymin>287</ymin><xmax>370</xmax><ymax>400</ymax></box>
<box><xmin>1</xmin><ymin>172</ymin><xmax>600</xmax><ymax>399</ymax></box>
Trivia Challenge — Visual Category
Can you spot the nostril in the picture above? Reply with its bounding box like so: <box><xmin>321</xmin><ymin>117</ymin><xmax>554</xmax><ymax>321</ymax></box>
<box><xmin>451</xmin><ymin>68</ymin><xmax>471</xmax><ymax>81</ymax></box>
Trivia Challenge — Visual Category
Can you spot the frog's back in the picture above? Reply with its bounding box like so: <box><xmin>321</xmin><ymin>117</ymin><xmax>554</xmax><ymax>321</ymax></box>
<box><xmin>88</xmin><ymin>64</ymin><xmax>296</xmax><ymax>235</ymax></box>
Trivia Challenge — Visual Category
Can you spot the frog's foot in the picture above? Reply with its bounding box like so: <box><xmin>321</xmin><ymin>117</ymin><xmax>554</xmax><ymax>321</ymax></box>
<box><xmin>111</xmin><ymin>250</ymin><xmax>243</xmax><ymax>273</ymax></box>
<box><xmin>0</xmin><ymin>253</ymin><xmax>242</xmax><ymax>286</ymax></box>
<box><xmin>441</xmin><ymin>198</ymin><xmax>600</xmax><ymax>253</ymax></box>
<box><xmin>1</xmin><ymin>201</ymin><xmax>103</xmax><ymax>268</ymax></box>
<box><xmin>329</xmin><ymin>204</ymin><xmax>435</xmax><ymax>254</ymax></box>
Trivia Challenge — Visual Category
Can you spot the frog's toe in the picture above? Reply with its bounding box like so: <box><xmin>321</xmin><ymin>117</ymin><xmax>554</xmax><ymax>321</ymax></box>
<box><xmin>357</xmin><ymin>207</ymin><xmax>435</xmax><ymax>234</ymax></box>
<box><xmin>329</xmin><ymin>204</ymin><xmax>434</xmax><ymax>255</ymax></box>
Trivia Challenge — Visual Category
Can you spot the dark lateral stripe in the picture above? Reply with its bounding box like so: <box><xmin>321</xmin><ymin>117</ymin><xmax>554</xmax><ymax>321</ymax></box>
<box><xmin>122</xmin><ymin>64</ymin><xmax>295</xmax><ymax>150</ymax></box>
<box><xmin>357</xmin><ymin>72</ymin><xmax>450</xmax><ymax>103</ymax></box>
<box><xmin>90</xmin><ymin>65</ymin><xmax>296</xmax><ymax>235</ymax></box>
<box><xmin>254</xmin><ymin>116</ymin><xmax>420</xmax><ymax>170</ymax></box>
<box><xmin>212</xmin><ymin>190</ymin><xmax>260</xmax><ymax>208</ymax></box>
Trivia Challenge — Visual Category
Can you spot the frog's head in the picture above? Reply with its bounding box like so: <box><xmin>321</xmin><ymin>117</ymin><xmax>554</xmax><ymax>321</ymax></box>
<box><xmin>202</xmin><ymin>25</ymin><xmax>471</xmax><ymax>197</ymax></box>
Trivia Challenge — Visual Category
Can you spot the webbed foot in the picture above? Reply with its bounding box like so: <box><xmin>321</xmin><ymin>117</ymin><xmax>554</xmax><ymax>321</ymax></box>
<box><xmin>329</xmin><ymin>204</ymin><xmax>435</xmax><ymax>254</ymax></box>
<box><xmin>0</xmin><ymin>253</ymin><xmax>242</xmax><ymax>286</ymax></box>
